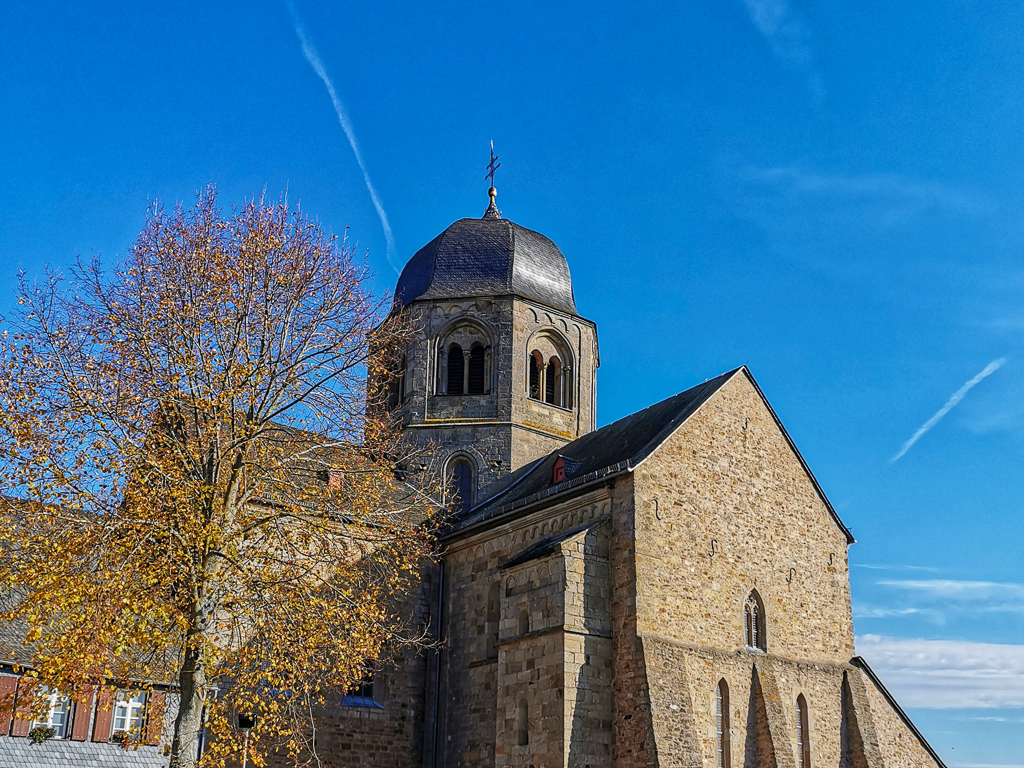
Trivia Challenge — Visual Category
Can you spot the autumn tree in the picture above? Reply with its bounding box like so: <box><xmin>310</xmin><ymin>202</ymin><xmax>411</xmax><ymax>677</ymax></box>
<box><xmin>0</xmin><ymin>188</ymin><xmax>436</xmax><ymax>766</ymax></box>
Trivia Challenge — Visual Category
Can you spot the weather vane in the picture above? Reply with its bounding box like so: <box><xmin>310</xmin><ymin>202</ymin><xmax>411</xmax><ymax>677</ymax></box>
<box><xmin>485</xmin><ymin>141</ymin><xmax>500</xmax><ymax>190</ymax></box>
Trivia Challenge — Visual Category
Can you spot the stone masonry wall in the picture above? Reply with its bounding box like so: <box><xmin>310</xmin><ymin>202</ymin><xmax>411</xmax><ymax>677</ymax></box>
<box><xmin>276</xmin><ymin>572</ymin><xmax>434</xmax><ymax>768</ymax></box>
<box><xmin>631</xmin><ymin>371</ymin><xmax>855</xmax><ymax>663</ymax></box>
<box><xmin>393</xmin><ymin>295</ymin><xmax>597</xmax><ymax>504</ymax></box>
<box><xmin>853</xmin><ymin>668</ymin><xmax>942</xmax><ymax>768</ymax></box>
<box><xmin>440</xmin><ymin>492</ymin><xmax>613</xmax><ymax>768</ymax></box>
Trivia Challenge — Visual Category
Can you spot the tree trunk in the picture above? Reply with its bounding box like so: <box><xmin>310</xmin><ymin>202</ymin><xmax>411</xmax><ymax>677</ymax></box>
<box><xmin>170</xmin><ymin>621</ymin><xmax>210</xmax><ymax>767</ymax></box>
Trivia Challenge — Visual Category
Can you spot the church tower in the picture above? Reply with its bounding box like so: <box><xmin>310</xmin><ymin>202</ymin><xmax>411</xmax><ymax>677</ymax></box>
<box><xmin>387</xmin><ymin>187</ymin><xmax>599</xmax><ymax>511</ymax></box>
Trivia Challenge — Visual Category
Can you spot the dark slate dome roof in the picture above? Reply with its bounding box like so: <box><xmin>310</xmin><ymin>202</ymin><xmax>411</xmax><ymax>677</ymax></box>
<box><xmin>394</xmin><ymin>209</ymin><xmax>577</xmax><ymax>315</ymax></box>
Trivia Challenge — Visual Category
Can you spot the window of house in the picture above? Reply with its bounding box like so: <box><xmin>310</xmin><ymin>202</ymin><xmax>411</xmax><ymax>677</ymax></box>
<box><xmin>34</xmin><ymin>689</ymin><xmax>71</xmax><ymax>739</ymax></box>
<box><xmin>112</xmin><ymin>692</ymin><xmax>146</xmax><ymax>734</ymax></box>
<box><xmin>796</xmin><ymin>694</ymin><xmax>810</xmax><ymax>768</ymax></box>
<box><xmin>745</xmin><ymin>591</ymin><xmax>766</xmax><ymax>652</ymax></box>
<box><xmin>446</xmin><ymin>344</ymin><xmax>465</xmax><ymax>395</ymax></box>
<box><xmin>716</xmin><ymin>679</ymin><xmax>731</xmax><ymax>768</ymax></box>
<box><xmin>467</xmin><ymin>344</ymin><xmax>486</xmax><ymax>394</ymax></box>
<box><xmin>517</xmin><ymin>700</ymin><xmax>529</xmax><ymax>746</ymax></box>
<box><xmin>447</xmin><ymin>457</ymin><xmax>475</xmax><ymax>515</ymax></box>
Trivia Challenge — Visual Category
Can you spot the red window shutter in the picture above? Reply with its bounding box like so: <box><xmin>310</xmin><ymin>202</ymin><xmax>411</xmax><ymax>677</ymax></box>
<box><xmin>10</xmin><ymin>678</ymin><xmax>38</xmax><ymax>737</ymax></box>
<box><xmin>92</xmin><ymin>687</ymin><xmax>115</xmax><ymax>742</ymax></box>
<box><xmin>70</xmin><ymin>685</ymin><xmax>96</xmax><ymax>741</ymax></box>
<box><xmin>0</xmin><ymin>676</ymin><xmax>17</xmax><ymax>736</ymax></box>
<box><xmin>144</xmin><ymin>691</ymin><xmax>165</xmax><ymax>745</ymax></box>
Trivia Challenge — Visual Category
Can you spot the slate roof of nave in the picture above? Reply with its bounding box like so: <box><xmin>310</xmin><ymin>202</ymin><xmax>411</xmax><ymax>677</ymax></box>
<box><xmin>450</xmin><ymin>366</ymin><xmax>854</xmax><ymax>544</ymax></box>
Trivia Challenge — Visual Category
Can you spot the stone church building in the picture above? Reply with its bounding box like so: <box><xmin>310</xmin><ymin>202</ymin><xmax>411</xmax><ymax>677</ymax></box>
<box><xmin>317</xmin><ymin>190</ymin><xmax>947</xmax><ymax>768</ymax></box>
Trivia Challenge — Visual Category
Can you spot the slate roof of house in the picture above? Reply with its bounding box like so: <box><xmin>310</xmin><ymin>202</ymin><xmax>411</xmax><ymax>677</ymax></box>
<box><xmin>0</xmin><ymin>737</ymin><xmax>172</xmax><ymax>768</ymax></box>
<box><xmin>394</xmin><ymin>210</ymin><xmax>578</xmax><ymax>315</ymax></box>
<box><xmin>449</xmin><ymin>367</ymin><xmax>854</xmax><ymax>544</ymax></box>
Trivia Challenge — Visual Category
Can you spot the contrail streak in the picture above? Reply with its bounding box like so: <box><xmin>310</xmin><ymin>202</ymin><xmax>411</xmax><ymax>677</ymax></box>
<box><xmin>891</xmin><ymin>358</ymin><xmax>1007</xmax><ymax>462</ymax></box>
<box><xmin>288</xmin><ymin>3</ymin><xmax>399</xmax><ymax>274</ymax></box>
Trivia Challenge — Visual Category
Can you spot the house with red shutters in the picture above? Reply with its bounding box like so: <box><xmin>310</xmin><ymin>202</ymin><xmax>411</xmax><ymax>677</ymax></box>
<box><xmin>0</xmin><ymin>627</ymin><xmax>179</xmax><ymax>767</ymax></box>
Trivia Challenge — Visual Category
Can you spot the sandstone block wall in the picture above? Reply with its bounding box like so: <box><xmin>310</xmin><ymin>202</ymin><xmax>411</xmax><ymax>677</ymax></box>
<box><xmin>438</xmin><ymin>492</ymin><xmax>613</xmax><ymax>768</ymax></box>
<box><xmin>391</xmin><ymin>295</ymin><xmax>597</xmax><ymax>503</ymax></box>
<box><xmin>631</xmin><ymin>372</ymin><xmax>855</xmax><ymax>663</ymax></box>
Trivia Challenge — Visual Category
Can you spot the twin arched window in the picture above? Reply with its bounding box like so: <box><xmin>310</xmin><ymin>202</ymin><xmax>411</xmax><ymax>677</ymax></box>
<box><xmin>446</xmin><ymin>343</ymin><xmax>487</xmax><ymax>395</ymax></box>
<box><xmin>745</xmin><ymin>591</ymin><xmax>766</xmax><ymax>652</ymax></box>
<box><xmin>528</xmin><ymin>350</ymin><xmax>571</xmax><ymax>407</ymax></box>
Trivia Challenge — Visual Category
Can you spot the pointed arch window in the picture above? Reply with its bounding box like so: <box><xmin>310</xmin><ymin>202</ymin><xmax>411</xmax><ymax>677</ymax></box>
<box><xmin>716</xmin><ymin>679</ymin><xmax>731</xmax><ymax>768</ymax></box>
<box><xmin>745</xmin><ymin>591</ymin><xmax>766</xmax><ymax>652</ymax></box>
<box><xmin>447</xmin><ymin>456</ymin><xmax>475</xmax><ymax>515</ymax></box>
<box><xmin>796</xmin><ymin>694</ymin><xmax>810</xmax><ymax>768</ymax></box>
<box><xmin>446</xmin><ymin>344</ymin><xmax>464</xmax><ymax>395</ymax></box>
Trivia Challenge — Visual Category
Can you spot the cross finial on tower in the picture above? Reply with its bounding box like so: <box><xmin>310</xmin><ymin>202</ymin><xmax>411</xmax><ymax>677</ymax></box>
<box><xmin>483</xmin><ymin>141</ymin><xmax>502</xmax><ymax>219</ymax></box>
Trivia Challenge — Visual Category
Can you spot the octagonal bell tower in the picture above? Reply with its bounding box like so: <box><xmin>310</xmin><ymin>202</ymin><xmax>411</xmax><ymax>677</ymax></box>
<box><xmin>386</xmin><ymin>188</ymin><xmax>599</xmax><ymax>512</ymax></box>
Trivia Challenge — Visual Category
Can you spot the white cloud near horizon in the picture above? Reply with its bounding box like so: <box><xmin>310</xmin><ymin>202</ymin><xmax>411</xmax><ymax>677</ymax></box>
<box><xmin>891</xmin><ymin>358</ymin><xmax>1008</xmax><ymax>462</ymax></box>
<box><xmin>288</xmin><ymin>3</ymin><xmax>399</xmax><ymax>274</ymax></box>
<box><xmin>856</xmin><ymin>635</ymin><xmax>1024</xmax><ymax>709</ymax></box>
<box><xmin>740</xmin><ymin>0</ymin><xmax>823</xmax><ymax>96</ymax></box>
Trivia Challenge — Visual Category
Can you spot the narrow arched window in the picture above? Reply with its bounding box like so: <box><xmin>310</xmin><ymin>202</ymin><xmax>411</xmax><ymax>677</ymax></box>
<box><xmin>745</xmin><ymin>591</ymin><xmax>767</xmax><ymax>651</ymax></box>
<box><xmin>796</xmin><ymin>694</ymin><xmax>810</xmax><ymax>768</ymax></box>
<box><xmin>528</xmin><ymin>351</ymin><xmax>541</xmax><ymax>399</ymax></box>
<box><xmin>447</xmin><ymin>457</ymin><xmax>474</xmax><ymax>515</ymax></box>
<box><xmin>716</xmin><ymin>679</ymin><xmax>731</xmax><ymax>768</ymax></box>
<box><xmin>517</xmin><ymin>700</ymin><xmax>529</xmax><ymax>746</ymax></box>
<box><xmin>468</xmin><ymin>344</ymin><xmax>486</xmax><ymax>394</ymax></box>
<box><xmin>518</xmin><ymin>610</ymin><xmax>530</xmax><ymax>636</ymax></box>
<box><xmin>545</xmin><ymin>360</ymin><xmax>557</xmax><ymax>404</ymax></box>
<box><xmin>388</xmin><ymin>354</ymin><xmax>406</xmax><ymax>410</ymax></box>
<box><xmin>447</xmin><ymin>344</ymin><xmax>464</xmax><ymax>395</ymax></box>
<box><xmin>486</xmin><ymin>583</ymin><xmax>500</xmax><ymax>659</ymax></box>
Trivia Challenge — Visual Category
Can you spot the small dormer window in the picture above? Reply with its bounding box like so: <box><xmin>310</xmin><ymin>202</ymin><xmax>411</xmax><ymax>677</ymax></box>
<box><xmin>552</xmin><ymin>456</ymin><xmax>566</xmax><ymax>483</ymax></box>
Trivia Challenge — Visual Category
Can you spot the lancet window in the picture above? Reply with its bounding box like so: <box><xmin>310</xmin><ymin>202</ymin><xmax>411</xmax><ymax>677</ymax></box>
<box><xmin>716</xmin><ymin>679</ymin><xmax>731</xmax><ymax>768</ymax></box>
<box><xmin>796</xmin><ymin>694</ymin><xmax>810</xmax><ymax>768</ymax></box>
<box><xmin>745</xmin><ymin>590</ymin><xmax>767</xmax><ymax>652</ymax></box>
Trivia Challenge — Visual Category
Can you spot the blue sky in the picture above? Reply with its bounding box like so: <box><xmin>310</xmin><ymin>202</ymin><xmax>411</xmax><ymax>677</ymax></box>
<box><xmin>2</xmin><ymin>0</ymin><xmax>1022</xmax><ymax>762</ymax></box>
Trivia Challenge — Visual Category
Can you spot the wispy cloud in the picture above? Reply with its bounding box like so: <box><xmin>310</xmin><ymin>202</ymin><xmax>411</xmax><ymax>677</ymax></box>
<box><xmin>854</xmin><ymin>563</ymin><xmax>939</xmax><ymax>572</ymax></box>
<box><xmin>853</xmin><ymin>603</ymin><xmax>930</xmax><ymax>619</ymax></box>
<box><xmin>856</xmin><ymin>634</ymin><xmax>1024</xmax><ymax>709</ymax></box>
<box><xmin>862</xmin><ymin>579</ymin><xmax>1024</xmax><ymax>624</ymax></box>
<box><xmin>879</xmin><ymin>580</ymin><xmax>1024</xmax><ymax>600</ymax></box>
<box><xmin>891</xmin><ymin>358</ymin><xmax>1008</xmax><ymax>462</ymax></box>
<box><xmin>740</xmin><ymin>0</ymin><xmax>822</xmax><ymax>96</ymax></box>
<box><xmin>287</xmin><ymin>2</ymin><xmax>399</xmax><ymax>274</ymax></box>
<box><xmin>745</xmin><ymin>166</ymin><xmax>991</xmax><ymax>217</ymax></box>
